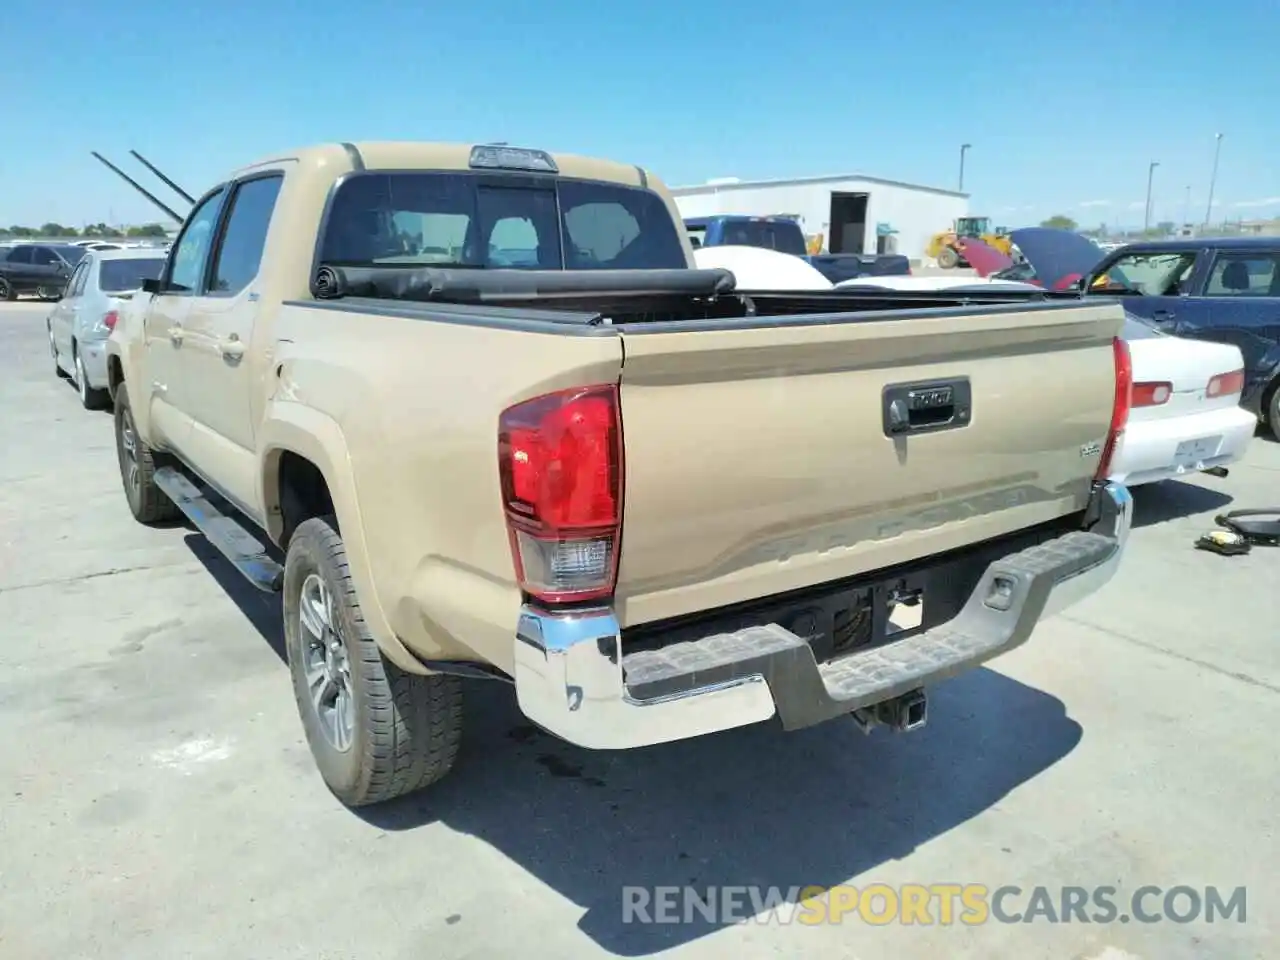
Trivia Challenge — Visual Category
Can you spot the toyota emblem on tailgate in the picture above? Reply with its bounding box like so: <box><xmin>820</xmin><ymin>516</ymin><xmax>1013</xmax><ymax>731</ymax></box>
<box><xmin>908</xmin><ymin>387</ymin><xmax>953</xmax><ymax>410</ymax></box>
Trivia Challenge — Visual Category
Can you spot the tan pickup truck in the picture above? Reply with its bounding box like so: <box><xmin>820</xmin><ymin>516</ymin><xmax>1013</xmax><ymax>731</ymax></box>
<box><xmin>106</xmin><ymin>142</ymin><xmax>1134</xmax><ymax>807</ymax></box>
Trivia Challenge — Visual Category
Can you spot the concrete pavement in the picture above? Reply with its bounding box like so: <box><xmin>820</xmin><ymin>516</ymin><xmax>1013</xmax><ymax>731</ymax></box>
<box><xmin>0</xmin><ymin>299</ymin><xmax>1275</xmax><ymax>960</ymax></box>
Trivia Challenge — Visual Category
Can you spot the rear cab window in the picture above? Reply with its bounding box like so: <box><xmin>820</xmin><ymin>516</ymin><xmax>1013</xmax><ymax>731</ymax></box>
<box><xmin>318</xmin><ymin>172</ymin><xmax>688</xmax><ymax>271</ymax></box>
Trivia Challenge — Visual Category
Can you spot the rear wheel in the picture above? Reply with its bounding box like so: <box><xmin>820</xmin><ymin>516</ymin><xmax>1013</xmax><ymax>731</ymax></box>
<box><xmin>1266</xmin><ymin>381</ymin><xmax>1280</xmax><ymax>441</ymax></box>
<box><xmin>113</xmin><ymin>384</ymin><xmax>179</xmax><ymax>524</ymax></box>
<box><xmin>36</xmin><ymin>285</ymin><xmax>60</xmax><ymax>301</ymax></box>
<box><xmin>936</xmin><ymin>246</ymin><xmax>960</xmax><ymax>269</ymax></box>
<box><xmin>284</xmin><ymin>515</ymin><xmax>464</xmax><ymax>807</ymax></box>
<box><xmin>0</xmin><ymin>278</ymin><xmax>15</xmax><ymax>301</ymax></box>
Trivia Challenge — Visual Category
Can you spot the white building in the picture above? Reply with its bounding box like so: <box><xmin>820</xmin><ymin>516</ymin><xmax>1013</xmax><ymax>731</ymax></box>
<box><xmin>669</xmin><ymin>174</ymin><xmax>968</xmax><ymax>261</ymax></box>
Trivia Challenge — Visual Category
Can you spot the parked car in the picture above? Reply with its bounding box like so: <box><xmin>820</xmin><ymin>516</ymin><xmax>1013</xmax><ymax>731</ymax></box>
<box><xmin>684</xmin><ymin>214</ymin><xmax>912</xmax><ymax>284</ymax></box>
<box><xmin>47</xmin><ymin>248</ymin><xmax>166</xmax><ymax>408</ymax></box>
<box><xmin>0</xmin><ymin>242</ymin><xmax>86</xmax><ymax>301</ymax></box>
<box><xmin>1110</xmin><ymin>313</ymin><xmax>1256</xmax><ymax>486</ymax></box>
<box><xmin>1081</xmin><ymin>237</ymin><xmax>1280</xmax><ymax>437</ymax></box>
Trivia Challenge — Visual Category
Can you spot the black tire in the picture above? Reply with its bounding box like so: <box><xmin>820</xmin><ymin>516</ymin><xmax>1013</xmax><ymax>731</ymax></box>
<box><xmin>0</xmin><ymin>278</ymin><xmax>15</xmax><ymax>301</ymax></box>
<box><xmin>113</xmin><ymin>383</ymin><xmax>180</xmax><ymax>524</ymax></box>
<box><xmin>1266</xmin><ymin>381</ymin><xmax>1280</xmax><ymax>441</ymax></box>
<box><xmin>936</xmin><ymin>246</ymin><xmax>960</xmax><ymax>269</ymax></box>
<box><xmin>73</xmin><ymin>345</ymin><xmax>109</xmax><ymax>410</ymax></box>
<box><xmin>36</xmin><ymin>285</ymin><xmax>60</xmax><ymax>302</ymax></box>
<box><xmin>283</xmin><ymin>515</ymin><xmax>463</xmax><ymax>807</ymax></box>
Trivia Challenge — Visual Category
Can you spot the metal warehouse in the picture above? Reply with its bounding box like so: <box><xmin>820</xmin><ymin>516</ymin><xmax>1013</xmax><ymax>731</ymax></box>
<box><xmin>669</xmin><ymin>174</ymin><xmax>969</xmax><ymax>262</ymax></box>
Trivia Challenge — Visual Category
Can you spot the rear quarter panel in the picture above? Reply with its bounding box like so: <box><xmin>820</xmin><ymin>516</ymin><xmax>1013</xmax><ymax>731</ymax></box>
<box><xmin>263</xmin><ymin>304</ymin><xmax>623</xmax><ymax>673</ymax></box>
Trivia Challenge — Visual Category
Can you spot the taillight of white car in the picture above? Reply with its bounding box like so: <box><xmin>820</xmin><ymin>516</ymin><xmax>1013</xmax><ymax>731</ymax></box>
<box><xmin>1206</xmin><ymin>369</ymin><xmax>1245</xmax><ymax>398</ymax></box>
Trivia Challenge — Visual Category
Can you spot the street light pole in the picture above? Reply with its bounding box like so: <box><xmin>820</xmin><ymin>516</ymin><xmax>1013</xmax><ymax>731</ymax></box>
<box><xmin>1182</xmin><ymin>185</ymin><xmax>1191</xmax><ymax>228</ymax></box>
<box><xmin>958</xmin><ymin>143</ymin><xmax>971</xmax><ymax>192</ymax></box>
<box><xmin>1144</xmin><ymin>161</ymin><xmax>1159</xmax><ymax>232</ymax></box>
<box><xmin>1204</xmin><ymin>132</ymin><xmax>1224</xmax><ymax>229</ymax></box>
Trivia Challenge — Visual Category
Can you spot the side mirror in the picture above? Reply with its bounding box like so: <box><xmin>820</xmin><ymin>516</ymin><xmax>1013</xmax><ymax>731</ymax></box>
<box><xmin>140</xmin><ymin>276</ymin><xmax>163</xmax><ymax>295</ymax></box>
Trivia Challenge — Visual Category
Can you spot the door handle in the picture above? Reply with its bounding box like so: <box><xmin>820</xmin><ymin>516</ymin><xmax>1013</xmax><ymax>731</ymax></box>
<box><xmin>167</xmin><ymin>324</ymin><xmax>184</xmax><ymax>344</ymax></box>
<box><xmin>218</xmin><ymin>334</ymin><xmax>245</xmax><ymax>361</ymax></box>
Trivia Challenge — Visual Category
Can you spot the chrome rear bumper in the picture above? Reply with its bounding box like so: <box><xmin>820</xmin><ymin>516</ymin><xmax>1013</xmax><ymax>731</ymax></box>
<box><xmin>513</xmin><ymin>481</ymin><xmax>1132</xmax><ymax>750</ymax></box>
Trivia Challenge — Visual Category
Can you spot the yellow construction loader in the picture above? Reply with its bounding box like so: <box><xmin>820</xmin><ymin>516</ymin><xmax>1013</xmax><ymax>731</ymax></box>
<box><xmin>926</xmin><ymin>217</ymin><xmax>1012</xmax><ymax>268</ymax></box>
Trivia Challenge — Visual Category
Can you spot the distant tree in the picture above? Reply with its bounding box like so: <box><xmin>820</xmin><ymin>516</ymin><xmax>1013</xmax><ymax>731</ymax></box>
<box><xmin>4</xmin><ymin>225</ymin><xmax>37</xmax><ymax>237</ymax></box>
<box><xmin>1040</xmin><ymin>215</ymin><xmax>1078</xmax><ymax>231</ymax></box>
<box><xmin>38</xmin><ymin>222</ymin><xmax>77</xmax><ymax>237</ymax></box>
<box><xmin>126</xmin><ymin>223</ymin><xmax>168</xmax><ymax>238</ymax></box>
<box><xmin>83</xmin><ymin>222</ymin><xmax>124</xmax><ymax>238</ymax></box>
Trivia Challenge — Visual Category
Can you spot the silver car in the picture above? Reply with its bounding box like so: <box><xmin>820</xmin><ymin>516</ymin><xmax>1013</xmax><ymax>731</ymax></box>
<box><xmin>47</xmin><ymin>248</ymin><xmax>166</xmax><ymax>409</ymax></box>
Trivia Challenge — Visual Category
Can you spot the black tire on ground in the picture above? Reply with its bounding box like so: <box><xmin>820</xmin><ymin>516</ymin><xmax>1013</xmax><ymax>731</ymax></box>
<box><xmin>113</xmin><ymin>383</ymin><xmax>180</xmax><ymax>524</ymax></box>
<box><xmin>283</xmin><ymin>515</ymin><xmax>464</xmax><ymax>808</ymax></box>
<box><xmin>36</xmin><ymin>286</ymin><xmax>60</xmax><ymax>302</ymax></box>
<box><xmin>74</xmin><ymin>345</ymin><xmax>110</xmax><ymax>410</ymax></box>
<box><xmin>0</xmin><ymin>278</ymin><xmax>15</xmax><ymax>301</ymax></box>
<box><xmin>936</xmin><ymin>246</ymin><xmax>960</xmax><ymax>269</ymax></box>
<box><xmin>1266</xmin><ymin>381</ymin><xmax>1280</xmax><ymax>441</ymax></box>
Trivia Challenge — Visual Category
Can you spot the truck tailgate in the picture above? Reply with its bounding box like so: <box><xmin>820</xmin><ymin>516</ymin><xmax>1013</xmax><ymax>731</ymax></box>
<box><xmin>612</xmin><ymin>300</ymin><xmax>1123</xmax><ymax>627</ymax></box>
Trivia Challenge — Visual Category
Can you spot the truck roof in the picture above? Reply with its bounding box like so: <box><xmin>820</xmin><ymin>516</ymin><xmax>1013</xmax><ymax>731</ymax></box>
<box><xmin>230</xmin><ymin>141</ymin><xmax>652</xmax><ymax>190</ymax></box>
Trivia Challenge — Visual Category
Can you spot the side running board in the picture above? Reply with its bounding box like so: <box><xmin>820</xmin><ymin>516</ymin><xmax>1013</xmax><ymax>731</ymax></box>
<box><xmin>153</xmin><ymin>467</ymin><xmax>284</xmax><ymax>592</ymax></box>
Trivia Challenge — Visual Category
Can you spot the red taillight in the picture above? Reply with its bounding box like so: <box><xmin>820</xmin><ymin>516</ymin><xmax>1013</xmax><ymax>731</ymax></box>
<box><xmin>1096</xmin><ymin>337</ymin><xmax>1132</xmax><ymax>481</ymax></box>
<box><xmin>1132</xmin><ymin>381</ymin><xmax>1171</xmax><ymax>407</ymax></box>
<box><xmin>1206</xmin><ymin>369</ymin><xmax>1244</xmax><ymax>398</ymax></box>
<box><xmin>498</xmin><ymin>384</ymin><xmax>623</xmax><ymax>604</ymax></box>
<box><xmin>103</xmin><ymin>310</ymin><xmax>119</xmax><ymax>331</ymax></box>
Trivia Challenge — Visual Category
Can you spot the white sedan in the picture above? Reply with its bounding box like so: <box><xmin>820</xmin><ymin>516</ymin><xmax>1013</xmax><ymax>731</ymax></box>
<box><xmin>697</xmin><ymin>246</ymin><xmax>1257</xmax><ymax>489</ymax></box>
<box><xmin>1111</xmin><ymin>314</ymin><xmax>1256</xmax><ymax>487</ymax></box>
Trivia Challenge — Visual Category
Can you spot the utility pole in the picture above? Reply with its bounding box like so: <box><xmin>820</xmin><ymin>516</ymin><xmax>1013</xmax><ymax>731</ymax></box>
<box><xmin>1204</xmin><ymin>133</ymin><xmax>1224</xmax><ymax>230</ymax></box>
<box><xmin>958</xmin><ymin>143</ymin><xmax>971</xmax><ymax>192</ymax></box>
<box><xmin>1144</xmin><ymin>161</ymin><xmax>1159</xmax><ymax>232</ymax></box>
<box><xmin>1182</xmin><ymin>185</ymin><xmax>1191</xmax><ymax>228</ymax></box>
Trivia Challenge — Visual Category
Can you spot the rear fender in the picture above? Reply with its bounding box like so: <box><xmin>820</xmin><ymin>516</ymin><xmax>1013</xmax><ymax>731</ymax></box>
<box><xmin>258</xmin><ymin>402</ymin><xmax>425</xmax><ymax>675</ymax></box>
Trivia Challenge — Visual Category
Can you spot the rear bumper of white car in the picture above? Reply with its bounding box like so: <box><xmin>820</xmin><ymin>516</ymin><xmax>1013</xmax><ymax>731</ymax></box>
<box><xmin>1109</xmin><ymin>404</ymin><xmax>1257</xmax><ymax>487</ymax></box>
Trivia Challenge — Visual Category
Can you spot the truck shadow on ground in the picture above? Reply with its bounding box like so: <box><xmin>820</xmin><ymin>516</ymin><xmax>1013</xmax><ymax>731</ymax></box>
<box><xmin>1130</xmin><ymin>479</ymin><xmax>1233</xmax><ymax>529</ymax></box>
<box><xmin>183</xmin><ymin>535</ymin><xmax>1083</xmax><ymax>956</ymax></box>
<box><xmin>366</xmin><ymin>671</ymin><xmax>1080</xmax><ymax>955</ymax></box>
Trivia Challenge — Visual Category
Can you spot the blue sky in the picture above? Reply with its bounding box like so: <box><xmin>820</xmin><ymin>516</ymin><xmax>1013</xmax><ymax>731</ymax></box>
<box><xmin>4</xmin><ymin>0</ymin><xmax>1278</xmax><ymax>230</ymax></box>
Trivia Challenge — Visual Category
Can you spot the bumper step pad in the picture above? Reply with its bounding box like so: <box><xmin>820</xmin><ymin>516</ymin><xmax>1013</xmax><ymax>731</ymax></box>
<box><xmin>622</xmin><ymin>530</ymin><xmax>1115</xmax><ymax>731</ymax></box>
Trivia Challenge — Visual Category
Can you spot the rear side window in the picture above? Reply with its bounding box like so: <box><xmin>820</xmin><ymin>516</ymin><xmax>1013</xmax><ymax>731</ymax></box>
<box><xmin>209</xmin><ymin>176</ymin><xmax>284</xmax><ymax>295</ymax></box>
<box><xmin>5</xmin><ymin>246</ymin><xmax>33</xmax><ymax>264</ymax></box>
<box><xmin>69</xmin><ymin>260</ymin><xmax>91</xmax><ymax>296</ymax></box>
<box><xmin>319</xmin><ymin>172</ymin><xmax>687</xmax><ymax>271</ymax></box>
<box><xmin>1205</xmin><ymin>253</ymin><xmax>1280</xmax><ymax>297</ymax></box>
<box><xmin>168</xmin><ymin>187</ymin><xmax>228</xmax><ymax>293</ymax></box>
